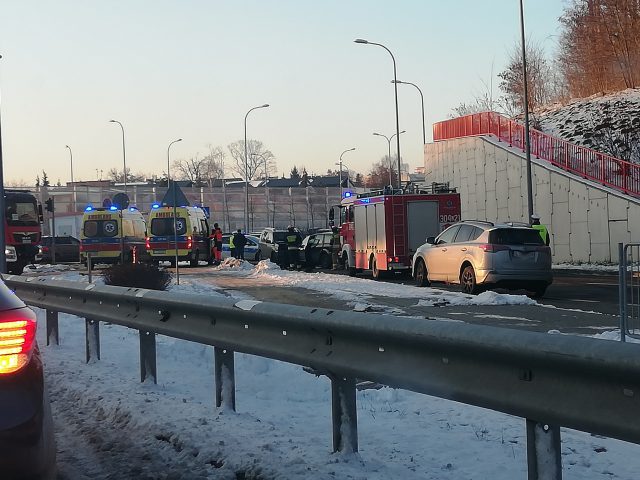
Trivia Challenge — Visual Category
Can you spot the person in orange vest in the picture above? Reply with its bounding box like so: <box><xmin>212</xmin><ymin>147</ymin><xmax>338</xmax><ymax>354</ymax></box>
<box><xmin>210</xmin><ymin>222</ymin><xmax>223</xmax><ymax>265</ymax></box>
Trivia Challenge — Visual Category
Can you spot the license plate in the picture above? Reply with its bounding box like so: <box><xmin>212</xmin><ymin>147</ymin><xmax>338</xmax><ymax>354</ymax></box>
<box><xmin>513</xmin><ymin>250</ymin><xmax>534</xmax><ymax>259</ymax></box>
<box><xmin>22</xmin><ymin>238</ymin><xmax>31</xmax><ymax>244</ymax></box>
<box><xmin>154</xmin><ymin>249</ymin><xmax>166</xmax><ymax>254</ymax></box>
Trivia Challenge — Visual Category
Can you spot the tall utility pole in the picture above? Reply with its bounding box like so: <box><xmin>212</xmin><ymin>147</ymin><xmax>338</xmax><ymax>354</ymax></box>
<box><xmin>167</xmin><ymin>138</ymin><xmax>182</xmax><ymax>284</ymax></box>
<box><xmin>392</xmin><ymin>80</ymin><xmax>426</xmax><ymax>145</ymax></box>
<box><xmin>338</xmin><ymin>148</ymin><xmax>355</xmax><ymax>199</ymax></box>
<box><xmin>373</xmin><ymin>131</ymin><xmax>405</xmax><ymax>187</ymax></box>
<box><xmin>520</xmin><ymin>0</ymin><xmax>534</xmax><ymax>223</ymax></box>
<box><xmin>109</xmin><ymin>119</ymin><xmax>127</xmax><ymax>194</ymax></box>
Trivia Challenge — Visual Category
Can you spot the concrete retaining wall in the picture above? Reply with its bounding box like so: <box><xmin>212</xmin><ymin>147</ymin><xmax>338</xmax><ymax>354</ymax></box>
<box><xmin>425</xmin><ymin>135</ymin><xmax>640</xmax><ymax>263</ymax></box>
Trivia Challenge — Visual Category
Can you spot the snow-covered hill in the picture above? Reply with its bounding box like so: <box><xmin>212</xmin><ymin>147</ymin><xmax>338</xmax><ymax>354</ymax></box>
<box><xmin>535</xmin><ymin>89</ymin><xmax>640</xmax><ymax>163</ymax></box>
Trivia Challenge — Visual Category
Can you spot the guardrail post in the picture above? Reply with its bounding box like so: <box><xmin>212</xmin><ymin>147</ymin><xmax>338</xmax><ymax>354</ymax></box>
<box><xmin>330</xmin><ymin>373</ymin><xmax>358</xmax><ymax>453</ymax></box>
<box><xmin>214</xmin><ymin>346</ymin><xmax>236</xmax><ymax>411</ymax></box>
<box><xmin>526</xmin><ymin>420</ymin><xmax>562</xmax><ymax>480</ymax></box>
<box><xmin>139</xmin><ymin>330</ymin><xmax>157</xmax><ymax>384</ymax></box>
<box><xmin>46</xmin><ymin>310</ymin><xmax>59</xmax><ymax>346</ymax></box>
<box><xmin>85</xmin><ymin>318</ymin><xmax>100</xmax><ymax>363</ymax></box>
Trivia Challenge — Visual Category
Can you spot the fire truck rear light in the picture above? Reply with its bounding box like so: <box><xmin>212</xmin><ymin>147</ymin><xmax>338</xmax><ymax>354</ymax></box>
<box><xmin>0</xmin><ymin>311</ymin><xmax>37</xmax><ymax>374</ymax></box>
<box><xmin>387</xmin><ymin>257</ymin><xmax>393</xmax><ymax>263</ymax></box>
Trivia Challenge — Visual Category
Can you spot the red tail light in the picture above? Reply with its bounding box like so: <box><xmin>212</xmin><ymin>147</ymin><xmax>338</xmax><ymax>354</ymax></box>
<box><xmin>42</xmin><ymin>246</ymin><xmax>50</xmax><ymax>252</ymax></box>
<box><xmin>0</xmin><ymin>308</ymin><xmax>37</xmax><ymax>374</ymax></box>
<box><xmin>79</xmin><ymin>243</ymin><xmax>84</xmax><ymax>252</ymax></box>
<box><xmin>479</xmin><ymin>244</ymin><xmax>511</xmax><ymax>253</ymax></box>
<box><xmin>145</xmin><ymin>237</ymin><xmax>150</xmax><ymax>249</ymax></box>
<box><xmin>187</xmin><ymin>236</ymin><xmax>192</xmax><ymax>249</ymax></box>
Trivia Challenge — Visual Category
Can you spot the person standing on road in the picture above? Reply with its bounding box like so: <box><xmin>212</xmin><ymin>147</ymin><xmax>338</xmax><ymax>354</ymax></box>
<box><xmin>331</xmin><ymin>226</ymin><xmax>340</xmax><ymax>270</ymax></box>
<box><xmin>531</xmin><ymin>214</ymin><xmax>550</xmax><ymax>246</ymax></box>
<box><xmin>286</xmin><ymin>225</ymin><xmax>302</xmax><ymax>270</ymax></box>
<box><xmin>229</xmin><ymin>231</ymin><xmax>236</xmax><ymax>259</ymax></box>
<box><xmin>233</xmin><ymin>229</ymin><xmax>247</xmax><ymax>260</ymax></box>
<box><xmin>211</xmin><ymin>222</ymin><xmax>223</xmax><ymax>265</ymax></box>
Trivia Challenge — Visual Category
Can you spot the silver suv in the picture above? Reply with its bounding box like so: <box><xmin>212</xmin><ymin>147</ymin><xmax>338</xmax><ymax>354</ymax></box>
<box><xmin>412</xmin><ymin>220</ymin><xmax>552</xmax><ymax>297</ymax></box>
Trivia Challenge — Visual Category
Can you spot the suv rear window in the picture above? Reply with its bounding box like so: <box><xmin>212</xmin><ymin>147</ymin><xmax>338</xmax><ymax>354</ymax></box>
<box><xmin>489</xmin><ymin>228</ymin><xmax>544</xmax><ymax>245</ymax></box>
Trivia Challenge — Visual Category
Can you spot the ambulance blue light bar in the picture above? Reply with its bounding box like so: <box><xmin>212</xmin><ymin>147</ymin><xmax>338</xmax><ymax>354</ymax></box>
<box><xmin>109</xmin><ymin>206</ymin><xmax>118</xmax><ymax>211</ymax></box>
<box><xmin>85</xmin><ymin>205</ymin><xmax>93</xmax><ymax>212</ymax></box>
<box><xmin>151</xmin><ymin>203</ymin><xmax>160</xmax><ymax>209</ymax></box>
<box><xmin>343</xmin><ymin>191</ymin><xmax>353</xmax><ymax>198</ymax></box>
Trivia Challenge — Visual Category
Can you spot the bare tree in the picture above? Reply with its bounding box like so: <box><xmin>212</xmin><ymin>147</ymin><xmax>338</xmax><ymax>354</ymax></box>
<box><xmin>227</xmin><ymin>139</ymin><xmax>275</xmax><ymax>180</ymax></box>
<box><xmin>107</xmin><ymin>167</ymin><xmax>145</xmax><ymax>183</ymax></box>
<box><xmin>366</xmin><ymin>157</ymin><xmax>400</xmax><ymax>189</ymax></box>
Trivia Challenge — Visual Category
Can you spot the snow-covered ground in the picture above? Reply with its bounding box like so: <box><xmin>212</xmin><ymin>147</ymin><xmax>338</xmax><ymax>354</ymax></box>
<box><xmin>28</xmin><ymin>261</ymin><xmax>640</xmax><ymax>478</ymax></box>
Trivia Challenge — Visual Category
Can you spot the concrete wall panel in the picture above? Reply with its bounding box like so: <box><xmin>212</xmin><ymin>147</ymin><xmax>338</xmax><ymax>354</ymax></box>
<box><xmin>424</xmin><ymin>136</ymin><xmax>640</xmax><ymax>263</ymax></box>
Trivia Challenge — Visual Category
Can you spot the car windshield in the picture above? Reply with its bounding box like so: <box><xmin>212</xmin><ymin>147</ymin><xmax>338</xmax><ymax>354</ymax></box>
<box><xmin>6</xmin><ymin>198</ymin><xmax>39</xmax><ymax>226</ymax></box>
<box><xmin>489</xmin><ymin>228</ymin><xmax>544</xmax><ymax>245</ymax></box>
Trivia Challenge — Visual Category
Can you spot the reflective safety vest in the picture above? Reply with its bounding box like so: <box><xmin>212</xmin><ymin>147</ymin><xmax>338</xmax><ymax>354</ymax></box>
<box><xmin>229</xmin><ymin>235</ymin><xmax>235</xmax><ymax>248</ymax></box>
<box><xmin>286</xmin><ymin>234</ymin><xmax>298</xmax><ymax>245</ymax></box>
<box><xmin>532</xmin><ymin>224</ymin><xmax>549</xmax><ymax>245</ymax></box>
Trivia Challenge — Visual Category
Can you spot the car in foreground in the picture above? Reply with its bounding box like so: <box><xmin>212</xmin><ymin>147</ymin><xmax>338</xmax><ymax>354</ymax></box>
<box><xmin>221</xmin><ymin>234</ymin><xmax>261</xmax><ymax>261</ymax></box>
<box><xmin>412</xmin><ymin>220</ymin><xmax>552</xmax><ymax>297</ymax></box>
<box><xmin>39</xmin><ymin>235</ymin><xmax>81</xmax><ymax>263</ymax></box>
<box><xmin>0</xmin><ymin>277</ymin><xmax>56</xmax><ymax>478</ymax></box>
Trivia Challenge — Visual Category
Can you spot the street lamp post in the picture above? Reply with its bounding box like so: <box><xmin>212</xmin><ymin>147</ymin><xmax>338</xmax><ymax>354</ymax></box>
<box><xmin>109</xmin><ymin>119</ymin><xmax>127</xmax><ymax>195</ymax></box>
<box><xmin>339</xmin><ymin>148</ymin><xmax>355</xmax><ymax>199</ymax></box>
<box><xmin>244</xmin><ymin>104</ymin><xmax>269</xmax><ymax>232</ymax></box>
<box><xmin>392</xmin><ymin>80</ymin><xmax>426</xmax><ymax>145</ymax></box>
<box><xmin>167</xmin><ymin>138</ymin><xmax>182</xmax><ymax>284</ymax></box>
<box><xmin>355</xmin><ymin>38</ymin><xmax>402</xmax><ymax>189</ymax></box>
<box><xmin>65</xmin><ymin>145</ymin><xmax>75</xmax><ymax>211</ymax></box>
<box><xmin>519</xmin><ymin>0</ymin><xmax>534</xmax><ymax>223</ymax></box>
<box><xmin>373</xmin><ymin>131</ymin><xmax>405</xmax><ymax>187</ymax></box>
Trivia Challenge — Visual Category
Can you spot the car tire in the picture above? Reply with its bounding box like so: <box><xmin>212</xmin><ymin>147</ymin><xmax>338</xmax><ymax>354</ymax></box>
<box><xmin>414</xmin><ymin>259</ymin><xmax>429</xmax><ymax>287</ymax></box>
<box><xmin>255</xmin><ymin>250</ymin><xmax>261</xmax><ymax>262</ymax></box>
<box><xmin>461</xmin><ymin>265</ymin><xmax>481</xmax><ymax>295</ymax></box>
<box><xmin>530</xmin><ymin>284</ymin><xmax>547</xmax><ymax>299</ymax></box>
<box><xmin>270</xmin><ymin>252</ymin><xmax>277</xmax><ymax>263</ymax></box>
<box><xmin>190</xmin><ymin>251</ymin><xmax>199</xmax><ymax>267</ymax></box>
<box><xmin>320</xmin><ymin>252</ymin><xmax>332</xmax><ymax>269</ymax></box>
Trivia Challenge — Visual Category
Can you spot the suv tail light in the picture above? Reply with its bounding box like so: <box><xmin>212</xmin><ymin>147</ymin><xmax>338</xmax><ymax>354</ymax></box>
<box><xmin>145</xmin><ymin>237</ymin><xmax>150</xmax><ymax>249</ymax></box>
<box><xmin>479</xmin><ymin>244</ymin><xmax>511</xmax><ymax>253</ymax></box>
<box><xmin>0</xmin><ymin>308</ymin><xmax>37</xmax><ymax>374</ymax></box>
<box><xmin>187</xmin><ymin>236</ymin><xmax>192</xmax><ymax>249</ymax></box>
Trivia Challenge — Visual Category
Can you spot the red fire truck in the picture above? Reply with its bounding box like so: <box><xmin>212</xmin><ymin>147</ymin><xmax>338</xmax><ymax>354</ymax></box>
<box><xmin>331</xmin><ymin>185</ymin><xmax>461</xmax><ymax>279</ymax></box>
<box><xmin>4</xmin><ymin>190</ymin><xmax>42</xmax><ymax>274</ymax></box>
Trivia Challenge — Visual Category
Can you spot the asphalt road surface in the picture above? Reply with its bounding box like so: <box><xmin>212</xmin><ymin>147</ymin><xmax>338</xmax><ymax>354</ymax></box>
<box><xmin>186</xmin><ymin>266</ymin><xmax>622</xmax><ymax>336</ymax></box>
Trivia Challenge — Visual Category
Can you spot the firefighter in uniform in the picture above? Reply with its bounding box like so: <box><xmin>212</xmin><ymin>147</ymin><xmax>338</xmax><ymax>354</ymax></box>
<box><xmin>531</xmin><ymin>214</ymin><xmax>550</xmax><ymax>246</ymax></box>
<box><xmin>331</xmin><ymin>226</ymin><xmax>340</xmax><ymax>270</ymax></box>
<box><xmin>286</xmin><ymin>225</ymin><xmax>302</xmax><ymax>270</ymax></box>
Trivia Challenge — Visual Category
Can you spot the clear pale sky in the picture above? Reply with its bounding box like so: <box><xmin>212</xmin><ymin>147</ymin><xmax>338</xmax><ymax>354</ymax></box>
<box><xmin>0</xmin><ymin>0</ymin><xmax>565</xmax><ymax>185</ymax></box>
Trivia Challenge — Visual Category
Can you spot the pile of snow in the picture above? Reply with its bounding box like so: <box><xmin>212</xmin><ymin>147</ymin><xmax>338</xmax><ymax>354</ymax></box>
<box><xmin>212</xmin><ymin>257</ymin><xmax>255</xmax><ymax>271</ymax></box>
<box><xmin>537</xmin><ymin>88</ymin><xmax>640</xmax><ymax>163</ymax></box>
<box><xmin>24</xmin><ymin>263</ymin><xmax>73</xmax><ymax>273</ymax></box>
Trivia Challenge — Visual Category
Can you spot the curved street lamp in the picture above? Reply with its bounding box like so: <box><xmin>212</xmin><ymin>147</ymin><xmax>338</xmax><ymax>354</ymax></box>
<box><xmin>244</xmin><ymin>104</ymin><xmax>269</xmax><ymax>232</ymax></box>
<box><xmin>373</xmin><ymin>130</ymin><xmax>405</xmax><ymax>186</ymax></box>
<box><xmin>109</xmin><ymin>119</ymin><xmax>127</xmax><ymax>194</ymax></box>
<box><xmin>339</xmin><ymin>148</ymin><xmax>355</xmax><ymax>198</ymax></box>
<box><xmin>392</xmin><ymin>80</ymin><xmax>425</xmax><ymax>145</ymax></box>
<box><xmin>167</xmin><ymin>138</ymin><xmax>182</xmax><ymax>284</ymax></box>
<box><xmin>355</xmin><ymin>38</ymin><xmax>402</xmax><ymax>189</ymax></box>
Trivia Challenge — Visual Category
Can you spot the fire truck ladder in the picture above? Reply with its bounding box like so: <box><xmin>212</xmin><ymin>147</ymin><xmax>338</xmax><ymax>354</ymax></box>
<box><xmin>391</xmin><ymin>197</ymin><xmax>406</xmax><ymax>259</ymax></box>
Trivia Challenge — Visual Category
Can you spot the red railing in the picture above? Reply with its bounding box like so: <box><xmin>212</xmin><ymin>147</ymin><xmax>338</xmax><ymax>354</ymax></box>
<box><xmin>433</xmin><ymin>111</ymin><xmax>640</xmax><ymax>198</ymax></box>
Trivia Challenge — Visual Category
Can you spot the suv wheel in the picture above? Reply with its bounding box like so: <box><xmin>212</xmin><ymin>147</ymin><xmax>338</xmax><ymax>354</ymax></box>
<box><xmin>414</xmin><ymin>260</ymin><xmax>429</xmax><ymax>287</ymax></box>
<box><xmin>461</xmin><ymin>265</ymin><xmax>481</xmax><ymax>295</ymax></box>
<box><xmin>530</xmin><ymin>283</ymin><xmax>547</xmax><ymax>299</ymax></box>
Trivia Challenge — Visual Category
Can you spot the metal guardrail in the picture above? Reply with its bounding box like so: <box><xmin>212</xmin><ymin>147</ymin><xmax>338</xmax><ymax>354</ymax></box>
<box><xmin>6</xmin><ymin>275</ymin><xmax>640</xmax><ymax>480</ymax></box>
<box><xmin>619</xmin><ymin>243</ymin><xmax>640</xmax><ymax>341</ymax></box>
<box><xmin>433</xmin><ymin>111</ymin><xmax>640</xmax><ymax>198</ymax></box>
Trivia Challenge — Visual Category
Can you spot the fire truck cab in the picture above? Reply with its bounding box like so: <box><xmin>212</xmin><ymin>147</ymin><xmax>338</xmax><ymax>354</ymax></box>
<box><xmin>332</xmin><ymin>185</ymin><xmax>461</xmax><ymax>279</ymax></box>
